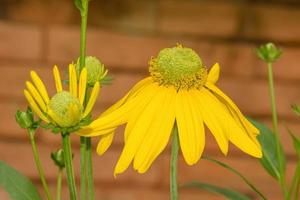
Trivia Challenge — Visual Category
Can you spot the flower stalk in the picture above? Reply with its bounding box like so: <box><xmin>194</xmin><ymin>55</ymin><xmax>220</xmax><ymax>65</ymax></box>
<box><xmin>62</xmin><ymin>132</ymin><xmax>77</xmax><ymax>200</ymax></box>
<box><xmin>170</xmin><ymin>124</ymin><xmax>179</xmax><ymax>200</ymax></box>
<box><xmin>29</xmin><ymin>129</ymin><xmax>52</xmax><ymax>200</ymax></box>
<box><xmin>56</xmin><ymin>168</ymin><xmax>63</xmax><ymax>200</ymax></box>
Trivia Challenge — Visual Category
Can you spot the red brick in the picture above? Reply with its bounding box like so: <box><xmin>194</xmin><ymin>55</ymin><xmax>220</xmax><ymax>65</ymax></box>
<box><xmin>0</xmin><ymin>21</ymin><xmax>41</xmax><ymax>60</ymax></box>
<box><xmin>158</xmin><ymin>1</ymin><xmax>239</xmax><ymax>37</ymax></box>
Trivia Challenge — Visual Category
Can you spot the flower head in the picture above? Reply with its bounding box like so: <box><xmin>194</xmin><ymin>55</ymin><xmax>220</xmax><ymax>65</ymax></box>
<box><xmin>79</xmin><ymin>45</ymin><xmax>262</xmax><ymax>176</ymax></box>
<box><xmin>23</xmin><ymin>64</ymin><xmax>100</xmax><ymax>133</ymax></box>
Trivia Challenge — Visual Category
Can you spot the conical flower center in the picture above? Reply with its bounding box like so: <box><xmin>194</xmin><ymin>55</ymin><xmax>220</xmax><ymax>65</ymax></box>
<box><xmin>149</xmin><ymin>45</ymin><xmax>207</xmax><ymax>90</ymax></box>
<box><xmin>48</xmin><ymin>91</ymin><xmax>83</xmax><ymax>127</ymax></box>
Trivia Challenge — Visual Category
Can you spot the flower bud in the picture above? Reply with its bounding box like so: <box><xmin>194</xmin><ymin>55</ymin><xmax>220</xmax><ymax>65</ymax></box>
<box><xmin>51</xmin><ymin>149</ymin><xmax>65</xmax><ymax>168</ymax></box>
<box><xmin>255</xmin><ymin>43</ymin><xmax>282</xmax><ymax>63</ymax></box>
<box><xmin>15</xmin><ymin>108</ymin><xmax>34</xmax><ymax>129</ymax></box>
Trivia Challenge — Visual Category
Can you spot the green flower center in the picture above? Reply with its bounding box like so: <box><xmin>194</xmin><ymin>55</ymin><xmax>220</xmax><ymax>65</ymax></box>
<box><xmin>48</xmin><ymin>91</ymin><xmax>83</xmax><ymax>127</ymax></box>
<box><xmin>149</xmin><ymin>45</ymin><xmax>207</xmax><ymax>90</ymax></box>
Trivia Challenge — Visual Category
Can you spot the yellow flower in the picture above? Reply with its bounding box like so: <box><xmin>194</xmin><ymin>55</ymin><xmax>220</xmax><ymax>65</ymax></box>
<box><xmin>24</xmin><ymin>64</ymin><xmax>100</xmax><ymax>130</ymax></box>
<box><xmin>79</xmin><ymin>45</ymin><xmax>262</xmax><ymax>175</ymax></box>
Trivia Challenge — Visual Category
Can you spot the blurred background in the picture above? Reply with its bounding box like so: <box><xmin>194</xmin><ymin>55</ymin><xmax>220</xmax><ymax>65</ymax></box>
<box><xmin>0</xmin><ymin>0</ymin><xmax>300</xmax><ymax>199</ymax></box>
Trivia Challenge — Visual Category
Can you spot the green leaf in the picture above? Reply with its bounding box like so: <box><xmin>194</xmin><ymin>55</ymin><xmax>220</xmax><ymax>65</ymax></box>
<box><xmin>183</xmin><ymin>181</ymin><xmax>251</xmax><ymax>200</ymax></box>
<box><xmin>250</xmin><ymin>119</ymin><xmax>286</xmax><ymax>180</ymax></box>
<box><xmin>0</xmin><ymin>161</ymin><xmax>42</xmax><ymax>200</ymax></box>
<box><xmin>291</xmin><ymin>104</ymin><xmax>300</xmax><ymax>117</ymax></box>
<box><xmin>286</xmin><ymin>127</ymin><xmax>300</xmax><ymax>159</ymax></box>
<box><xmin>74</xmin><ymin>0</ymin><xmax>83</xmax><ymax>11</ymax></box>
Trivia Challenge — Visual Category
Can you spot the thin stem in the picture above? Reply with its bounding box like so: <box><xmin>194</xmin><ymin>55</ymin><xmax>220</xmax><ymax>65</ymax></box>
<box><xmin>80</xmin><ymin>137</ymin><xmax>87</xmax><ymax>200</ymax></box>
<box><xmin>86</xmin><ymin>138</ymin><xmax>95</xmax><ymax>200</ymax></box>
<box><xmin>29</xmin><ymin>129</ymin><xmax>52</xmax><ymax>200</ymax></box>
<box><xmin>79</xmin><ymin>0</ymin><xmax>88</xmax><ymax>72</ymax></box>
<box><xmin>170</xmin><ymin>124</ymin><xmax>179</xmax><ymax>200</ymax></box>
<box><xmin>292</xmin><ymin>162</ymin><xmax>300</xmax><ymax>200</ymax></box>
<box><xmin>56</xmin><ymin>168</ymin><xmax>63</xmax><ymax>200</ymax></box>
<box><xmin>267</xmin><ymin>62</ymin><xmax>288</xmax><ymax>199</ymax></box>
<box><xmin>62</xmin><ymin>133</ymin><xmax>77</xmax><ymax>200</ymax></box>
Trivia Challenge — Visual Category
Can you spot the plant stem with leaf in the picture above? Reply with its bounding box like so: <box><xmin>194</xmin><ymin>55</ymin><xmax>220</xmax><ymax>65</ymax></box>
<box><xmin>267</xmin><ymin>62</ymin><xmax>288</xmax><ymax>199</ymax></box>
<box><xmin>170</xmin><ymin>124</ymin><xmax>179</xmax><ymax>200</ymax></box>
<box><xmin>56</xmin><ymin>168</ymin><xmax>63</xmax><ymax>200</ymax></box>
<box><xmin>29</xmin><ymin>129</ymin><xmax>52</xmax><ymax>200</ymax></box>
<box><xmin>62</xmin><ymin>132</ymin><xmax>77</xmax><ymax>200</ymax></box>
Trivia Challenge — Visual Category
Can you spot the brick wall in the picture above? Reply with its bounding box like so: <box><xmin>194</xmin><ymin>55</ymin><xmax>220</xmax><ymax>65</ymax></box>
<box><xmin>0</xmin><ymin>0</ymin><xmax>300</xmax><ymax>199</ymax></box>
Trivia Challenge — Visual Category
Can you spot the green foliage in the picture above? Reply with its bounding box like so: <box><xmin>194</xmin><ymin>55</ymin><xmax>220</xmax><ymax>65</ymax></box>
<box><xmin>51</xmin><ymin>149</ymin><xmax>65</xmax><ymax>169</ymax></box>
<box><xmin>255</xmin><ymin>43</ymin><xmax>282</xmax><ymax>63</ymax></box>
<box><xmin>250</xmin><ymin>119</ymin><xmax>286</xmax><ymax>180</ymax></box>
<box><xmin>183</xmin><ymin>181</ymin><xmax>251</xmax><ymax>200</ymax></box>
<box><xmin>74</xmin><ymin>0</ymin><xmax>89</xmax><ymax>13</ymax></box>
<box><xmin>291</xmin><ymin>104</ymin><xmax>300</xmax><ymax>117</ymax></box>
<box><xmin>0</xmin><ymin>161</ymin><xmax>42</xmax><ymax>200</ymax></box>
<box><xmin>15</xmin><ymin>107</ymin><xmax>40</xmax><ymax>130</ymax></box>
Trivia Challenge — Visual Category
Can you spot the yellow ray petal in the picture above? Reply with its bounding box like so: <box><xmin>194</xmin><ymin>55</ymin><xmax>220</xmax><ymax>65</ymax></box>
<box><xmin>26</xmin><ymin>81</ymin><xmax>47</xmax><ymax>112</ymax></box>
<box><xmin>206</xmin><ymin>83</ymin><xmax>260</xmax><ymax>146</ymax></box>
<box><xmin>195</xmin><ymin>88</ymin><xmax>229</xmax><ymax>155</ymax></box>
<box><xmin>83</xmin><ymin>81</ymin><xmax>100</xmax><ymax>118</ymax></box>
<box><xmin>79</xmin><ymin>83</ymin><xmax>157</xmax><ymax>136</ymax></box>
<box><xmin>207</xmin><ymin>63</ymin><xmax>220</xmax><ymax>84</ymax></box>
<box><xmin>176</xmin><ymin>89</ymin><xmax>205</xmax><ymax>165</ymax></box>
<box><xmin>47</xmin><ymin>108</ymin><xmax>64</xmax><ymax>127</ymax></box>
<box><xmin>30</xmin><ymin>71</ymin><xmax>49</xmax><ymax>104</ymax></box>
<box><xmin>133</xmin><ymin>86</ymin><xmax>176</xmax><ymax>173</ymax></box>
<box><xmin>69</xmin><ymin>63</ymin><xmax>77</xmax><ymax>97</ymax></box>
<box><xmin>78</xmin><ymin>68</ymin><xmax>87</xmax><ymax>105</ymax></box>
<box><xmin>53</xmin><ymin>65</ymin><xmax>62</xmax><ymax>92</ymax></box>
<box><xmin>24</xmin><ymin>90</ymin><xmax>49</xmax><ymax>123</ymax></box>
<box><xmin>114</xmin><ymin>84</ymin><xmax>162</xmax><ymax>176</ymax></box>
<box><xmin>97</xmin><ymin>133</ymin><xmax>115</xmax><ymax>155</ymax></box>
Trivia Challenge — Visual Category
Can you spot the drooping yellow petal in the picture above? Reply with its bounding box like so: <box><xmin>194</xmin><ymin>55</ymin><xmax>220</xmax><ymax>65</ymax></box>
<box><xmin>26</xmin><ymin>81</ymin><xmax>47</xmax><ymax>112</ymax></box>
<box><xmin>114</xmin><ymin>84</ymin><xmax>161</xmax><ymax>176</ymax></box>
<box><xmin>176</xmin><ymin>89</ymin><xmax>205</xmax><ymax>165</ymax></box>
<box><xmin>195</xmin><ymin>88</ymin><xmax>229</xmax><ymax>155</ymax></box>
<box><xmin>53</xmin><ymin>65</ymin><xmax>62</xmax><ymax>92</ymax></box>
<box><xmin>79</xmin><ymin>83</ymin><xmax>157</xmax><ymax>136</ymax></box>
<box><xmin>30</xmin><ymin>71</ymin><xmax>49</xmax><ymax>104</ymax></box>
<box><xmin>97</xmin><ymin>133</ymin><xmax>115</xmax><ymax>155</ymax></box>
<box><xmin>207</xmin><ymin>63</ymin><xmax>220</xmax><ymax>84</ymax></box>
<box><xmin>69</xmin><ymin>64</ymin><xmax>77</xmax><ymax>97</ymax></box>
<box><xmin>133</xmin><ymin>86</ymin><xmax>176</xmax><ymax>173</ymax></box>
<box><xmin>83</xmin><ymin>81</ymin><xmax>100</xmax><ymax>118</ymax></box>
<box><xmin>78</xmin><ymin>68</ymin><xmax>87</xmax><ymax>105</ymax></box>
<box><xmin>24</xmin><ymin>90</ymin><xmax>49</xmax><ymax>123</ymax></box>
<box><xmin>206</xmin><ymin>83</ymin><xmax>260</xmax><ymax>146</ymax></box>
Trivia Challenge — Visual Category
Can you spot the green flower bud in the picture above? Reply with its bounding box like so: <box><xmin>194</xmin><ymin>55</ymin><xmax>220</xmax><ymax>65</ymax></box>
<box><xmin>51</xmin><ymin>149</ymin><xmax>65</xmax><ymax>168</ymax></box>
<box><xmin>76</xmin><ymin>56</ymin><xmax>108</xmax><ymax>86</ymax></box>
<box><xmin>255</xmin><ymin>43</ymin><xmax>282</xmax><ymax>63</ymax></box>
<box><xmin>15</xmin><ymin>108</ymin><xmax>34</xmax><ymax>129</ymax></box>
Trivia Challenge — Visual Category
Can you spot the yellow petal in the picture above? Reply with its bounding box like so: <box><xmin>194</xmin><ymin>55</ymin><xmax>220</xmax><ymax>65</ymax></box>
<box><xmin>176</xmin><ymin>89</ymin><xmax>205</xmax><ymax>165</ymax></box>
<box><xmin>30</xmin><ymin>71</ymin><xmax>49</xmax><ymax>104</ymax></box>
<box><xmin>114</xmin><ymin>84</ymin><xmax>161</xmax><ymax>176</ymax></box>
<box><xmin>195</xmin><ymin>88</ymin><xmax>229</xmax><ymax>155</ymax></box>
<box><xmin>24</xmin><ymin>90</ymin><xmax>49</xmax><ymax>123</ymax></box>
<box><xmin>69</xmin><ymin>64</ymin><xmax>77</xmax><ymax>97</ymax></box>
<box><xmin>97</xmin><ymin>133</ymin><xmax>115</xmax><ymax>155</ymax></box>
<box><xmin>133</xmin><ymin>86</ymin><xmax>176</xmax><ymax>173</ymax></box>
<box><xmin>53</xmin><ymin>65</ymin><xmax>62</xmax><ymax>92</ymax></box>
<box><xmin>83</xmin><ymin>81</ymin><xmax>100</xmax><ymax>118</ymax></box>
<box><xmin>78</xmin><ymin>68</ymin><xmax>87</xmax><ymax>105</ymax></box>
<box><xmin>207</xmin><ymin>63</ymin><xmax>220</xmax><ymax>84</ymax></box>
<box><xmin>47</xmin><ymin>108</ymin><xmax>64</xmax><ymax>127</ymax></box>
<box><xmin>26</xmin><ymin>81</ymin><xmax>47</xmax><ymax>112</ymax></box>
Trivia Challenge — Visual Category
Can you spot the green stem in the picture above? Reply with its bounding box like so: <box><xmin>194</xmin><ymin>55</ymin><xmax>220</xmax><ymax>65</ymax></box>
<box><xmin>170</xmin><ymin>125</ymin><xmax>179</xmax><ymax>200</ymax></box>
<box><xmin>86</xmin><ymin>138</ymin><xmax>95</xmax><ymax>200</ymax></box>
<box><xmin>267</xmin><ymin>62</ymin><xmax>288</xmax><ymax>199</ymax></box>
<box><xmin>56</xmin><ymin>168</ymin><xmax>63</xmax><ymax>200</ymax></box>
<box><xmin>290</xmin><ymin>162</ymin><xmax>300</xmax><ymax>200</ymax></box>
<box><xmin>29</xmin><ymin>129</ymin><xmax>52</xmax><ymax>200</ymax></box>
<box><xmin>62</xmin><ymin>133</ymin><xmax>77</xmax><ymax>200</ymax></box>
<box><xmin>79</xmin><ymin>0</ymin><xmax>88</xmax><ymax>72</ymax></box>
<box><xmin>80</xmin><ymin>137</ymin><xmax>87</xmax><ymax>200</ymax></box>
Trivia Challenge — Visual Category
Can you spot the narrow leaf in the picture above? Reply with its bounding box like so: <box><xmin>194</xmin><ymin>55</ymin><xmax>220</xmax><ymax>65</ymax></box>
<box><xmin>286</xmin><ymin>127</ymin><xmax>300</xmax><ymax>159</ymax></box>
<box><xmin>74</xmin><ymin>0</ymin><xmax>83</xmax><ymax>11</ymax></box>
<box><xmin>183</xmin><ymin>181</ymin><xmax>251</xmax><ymax>200</ymax></box>
<box><xmin>250</xmin><ymin>119</ymin><xmax>286</xmax><ymax>180</ymax></box>
<box><xmin>0</xmin><ymin>161</ymin><xmax>42</xmax><ymax>200</ymax></box>
<box><xmin>203</xmin><ymin>156</ymin><xmax>267</xmax><ymax>200</ymax></box>
<box><xmin>291</xmin><ymin>104</ymin><xmax>300</xmax><ymax>117</ymax></box>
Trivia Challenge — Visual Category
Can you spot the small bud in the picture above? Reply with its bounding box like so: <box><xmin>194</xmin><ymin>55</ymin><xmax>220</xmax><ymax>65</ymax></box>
<box><xmin>255</xmin><ymin>43</ymin><xmax>282</xmax><ymax>63</ymax></box>
<box><xmin>76</xmin><ymin>56</ymin><xmax>108</xmax><ymax>86</ymax></box>
<box><xmin>15</xmin><ymin>107</ymin><xmax>34</xmax><ymax>129</ymax></box>
<box><xmin>51</xmin><ymin>149</ymin><xmax>65</xmax><ymax>168</ymax></box>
